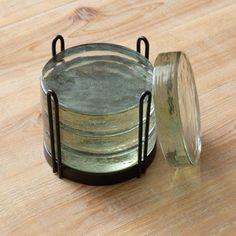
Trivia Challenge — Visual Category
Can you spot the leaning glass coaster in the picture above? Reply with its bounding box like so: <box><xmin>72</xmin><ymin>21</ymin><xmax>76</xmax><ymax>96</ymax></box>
<box><xmin>153</xmin><ymin>52</ymin><xmax>201</xmax><ymax>166</ymax></box>
<box><xmin>40</xmin><ymin>43</ymin><xmax>156</xmax><ymax>173</ymax></box>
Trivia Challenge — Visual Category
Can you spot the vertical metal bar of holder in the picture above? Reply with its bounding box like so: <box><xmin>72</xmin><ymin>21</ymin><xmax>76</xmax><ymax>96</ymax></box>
<box><xmin>136</xmin><ymin>36</ymin><xmax>149</xmax><ymax>60</ymax></box>
<box><xmin>46</xmin><ymin>35</ymin><xmax>65</xmax><ymax>178</ymax></box>
<box><xmin>136</xmin><ymin>35</ymin><xmax>151</xmax><ymax>177</ymax></box>
<box><xmin>47</xmin><ymin>90</ymin><xmax>63</xmax><ymax>179</ymax></box>
<box><xmin>138</xmin><ymin>91</ymin><xmax>152</xmax><ymax>177</ymax></box>
<box><xmin>52</xmin><ymin>35</ymin><xmax>65</xmax><ymax>58</ymax></box>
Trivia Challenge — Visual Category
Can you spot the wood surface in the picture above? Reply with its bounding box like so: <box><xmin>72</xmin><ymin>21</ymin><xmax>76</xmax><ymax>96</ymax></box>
<box><xmin>0</xmin><ymin>0</ymin><xmax>236</xmax><ymax>235</ymax></box>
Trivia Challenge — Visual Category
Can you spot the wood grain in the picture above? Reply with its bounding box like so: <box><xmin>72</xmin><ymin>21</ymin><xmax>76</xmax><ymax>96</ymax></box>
<box><xmin>0</xmin><ymin>0</ymin><xmax>235</xmax><ymax>235</ymax></box>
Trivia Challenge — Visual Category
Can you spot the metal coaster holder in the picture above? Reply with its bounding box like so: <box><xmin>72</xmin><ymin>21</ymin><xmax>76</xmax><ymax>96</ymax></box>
<box><xmin>44</xmin><ymin>35</ymin><xmax>156</xmax><ymax>185</ymax></box>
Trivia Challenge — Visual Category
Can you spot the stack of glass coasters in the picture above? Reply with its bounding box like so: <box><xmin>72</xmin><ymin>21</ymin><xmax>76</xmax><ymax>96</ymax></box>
<box><xmin>41</xmin><ymin>43</ymin><xmax>156</xmax><ymax>174</ymax></box>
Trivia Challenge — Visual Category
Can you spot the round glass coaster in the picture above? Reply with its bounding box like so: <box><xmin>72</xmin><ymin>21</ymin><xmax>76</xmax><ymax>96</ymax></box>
<box><xmin>42</xmin><ymin>110</ymin><xmax>156</xmax><ymax>154</ymax></box>
<box><xmin>153</xmin><ymin>52</ymin><xmax>201</xmax><ymax>166</ymax></box>
<box><xmin>41</xmin><ymin>43</ymin><xmax>153</xmax><ymax>135</ymax></box>
<box><xmin>43</xmin><ymin>129</ymin><xmax>156</xmax><ymax>173</ymax></box>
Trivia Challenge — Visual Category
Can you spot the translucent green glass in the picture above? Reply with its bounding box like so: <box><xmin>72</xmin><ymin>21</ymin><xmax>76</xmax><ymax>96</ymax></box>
<box><xmin>153</xmin><ymin>52</ymin><xmax>201</xmax><ymax>166</ymax></box>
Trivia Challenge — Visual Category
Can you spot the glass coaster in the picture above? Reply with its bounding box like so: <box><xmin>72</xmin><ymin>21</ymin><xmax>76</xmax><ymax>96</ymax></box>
<box><xmin>153</xmin><ymin>52</ymin><xmax>201</xmax><ymax>166</ymax></box>
<box><xmin>42</xmin><ymin>110</ymin><xmax>156</xmax><ymax>154</ymax></box>
<box><xmin>43</xmin><ymin>128</ymin><xmax>156</xmax><ymax>173</ymax></box>
<box><xmin>41</xmin><ymin>43</ymin><xmax>153</xmax><ymax>135</ymax></box>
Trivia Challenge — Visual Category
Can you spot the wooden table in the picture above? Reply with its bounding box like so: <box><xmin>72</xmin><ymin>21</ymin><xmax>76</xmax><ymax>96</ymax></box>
<box><xmin>0</xmin><ymin>1</ymin><xmax>235</xmax><ymax>235</ymax></box>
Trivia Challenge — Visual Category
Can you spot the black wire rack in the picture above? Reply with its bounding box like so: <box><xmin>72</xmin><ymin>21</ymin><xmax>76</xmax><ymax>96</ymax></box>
<box><xmin>44</xmin><ymin>35</ymin><xmax>156</xmax><ymax>185</ymax></box>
